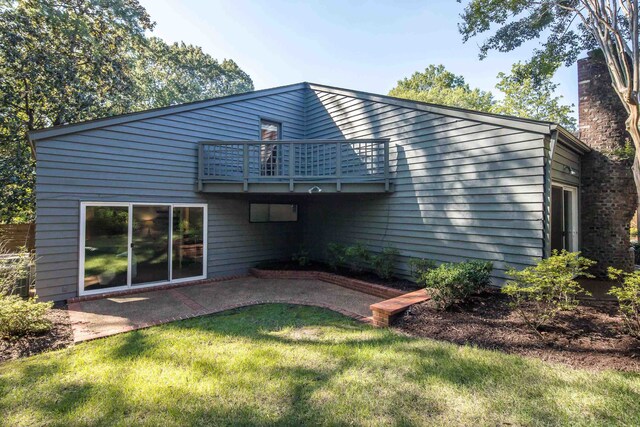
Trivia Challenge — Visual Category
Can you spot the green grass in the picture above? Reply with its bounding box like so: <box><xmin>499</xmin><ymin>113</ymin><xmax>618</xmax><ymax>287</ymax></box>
<box><xmin>1</xmin><ymin>304</ymin><xmax>639</xmax><ymax>426</ymax></box>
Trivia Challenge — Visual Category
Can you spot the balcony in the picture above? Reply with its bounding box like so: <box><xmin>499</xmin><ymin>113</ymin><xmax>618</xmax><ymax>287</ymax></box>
<box><xmin>198</xmin><ymin>139</ymin><xmax>392</xmax><ymax>193</ymax></box>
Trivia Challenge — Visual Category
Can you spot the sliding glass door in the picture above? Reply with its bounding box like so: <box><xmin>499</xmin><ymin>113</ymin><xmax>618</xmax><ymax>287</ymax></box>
<box><xmin>81</xmin><ymin>203</ymin><xmax>207</xmax><ymax>295</ymax></box>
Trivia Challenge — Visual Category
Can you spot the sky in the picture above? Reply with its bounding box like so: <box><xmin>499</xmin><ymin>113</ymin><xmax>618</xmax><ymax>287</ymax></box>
<box><xmin>138</xmin><ymin>0</ymin><xmax>579</xmax><ymax>112</ymax></box>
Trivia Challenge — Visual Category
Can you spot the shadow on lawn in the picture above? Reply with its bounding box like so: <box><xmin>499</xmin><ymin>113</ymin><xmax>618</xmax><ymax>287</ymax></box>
<box><xmin>1</xmin><ymin>304</ymin><xmax>639</xmax><ymax>426</ymax></box>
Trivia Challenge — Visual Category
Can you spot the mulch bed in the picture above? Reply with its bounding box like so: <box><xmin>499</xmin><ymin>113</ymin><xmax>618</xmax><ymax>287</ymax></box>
<box><xmin>397</xmin><ymin>289</ymin><xmax>640</xmax><ymax>372</ymax></box>
<box><xmin>255</xmin><ymin>260</ymin><xmax>422</xmax><ymax>292</ymax></box>
<box><xmin>0</xmin><ymin>303</ymin><xmax>73</xmax><ymax>363</ymax></box>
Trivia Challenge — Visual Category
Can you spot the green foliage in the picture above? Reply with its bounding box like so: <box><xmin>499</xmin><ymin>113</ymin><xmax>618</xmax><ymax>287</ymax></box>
<box><xmin>0</xmin><ymin>245</ymin><xmax>33</xmax><ymax>296</ymax></box>
<box><xmin>417</xmin><ymin>260</ymin><xmax>493</xmax><ymax>310</ymax></box>
<box><xmin>344</xmin><ymin>243</ymin><xmax>371</xmax><ymax>274</ymax></box>
<box><xmin>608</xmin><ymin>139</ymin><xmax>636</xmax><ymax>161</ymax></box>
<box><xmin>0</xmin><ymin>294</ymin><xmax>52</xmax><ymax>338</ymax></box>
<box><xmin>408</xmin><ymin>257</ymin><xmax>436</xmax><ymax>281</ymax></box>
<box><xmin>607</xmin><ymin>267</ymin><xmax>640</xmax><ymax>338</ymax></box>
<box><xmin>326</xmin><ymin>243</ymin><xmax>347</xmax><ymax>271</ymax></box>
<box><xmin>494</xmin><ymin>62</ymin><xmax>576</xmax><ymax>131</ymax></box>
<box><xmin>0</xmin><ymin>0</ymin><xmax>253</xmax><ymax>223</ymax></box>
<box><xmin>503</xmin><ymin>251</ymin><xmax>595</xmax><ymax>335</ymax></box>
<box><xmin>371</xmin><ymin>247</ymin><xmax>399</xmax><ymax>280</ymax></box>
<box><xmin>291</xmin><ymin>247</ymin><xmax>310</xmax><ymax>267</ymax></box>
<box><xmin>390</xmin><ymin>63</ymin><xmax>576</xmax><ymax>130</ymax></box>
<box><xmin>389</xmin><ymin>65</ymin><xmax>495</xmax><ymax>111</ymax></box>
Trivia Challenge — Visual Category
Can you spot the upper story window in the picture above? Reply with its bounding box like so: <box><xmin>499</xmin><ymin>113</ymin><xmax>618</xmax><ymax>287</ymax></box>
<box><xmin>261</xmin><ymin>120</ymin><xmax>281</xmax><ymax>141</ymax></box>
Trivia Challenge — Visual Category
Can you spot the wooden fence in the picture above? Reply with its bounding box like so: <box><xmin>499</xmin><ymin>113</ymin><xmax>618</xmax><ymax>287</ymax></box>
<box><xmin>0</xmin><ymin>223</ymin><xmax>35</xmax><ymax>252</ymax></box>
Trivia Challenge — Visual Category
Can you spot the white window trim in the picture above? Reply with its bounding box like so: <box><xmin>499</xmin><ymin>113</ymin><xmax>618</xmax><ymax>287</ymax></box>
<box><xmin>79</xmin><ymin>202</ymin><xmax>208</xmax><ymax>297</ymax></box>
<box><xmin>551</xmin><ymin>183</ymin><xmax>579</xmax><ymax>252</ymax></box>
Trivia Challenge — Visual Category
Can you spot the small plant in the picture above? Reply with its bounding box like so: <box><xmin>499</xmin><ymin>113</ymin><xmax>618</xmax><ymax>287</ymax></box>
<box><xmin>0</xmin><ymin>295</ymin><xmax>53</xmax><ymax>338</ymax></box>
<box><xmin>502</xmin><ymin>250</ymin><xmax>595</xmax><ymax>337</ymax></box>
<box><xmin>344</xmin><ymin>243</ymin><xmax>371</xmax><ymax>273</ymax></box>
<box><xmin>0</xmin><ymin>245</ymin><xmax>33</xmax><ymax>296</ymax></box>
<box><xmin>607</xmin><ymin>267</ymin><xmax>640</xmax><ymax>338</ymax></box>
<box><xmin>371</xmin><ymin>247</ymin><xmax>399</xmax><ymax>280</ymax></box>
<box><xmin>408</xmin><ymin>257</ymin><xmax>436</xmax><ymax>281</ymax></box>
<box><xmin>327</xmin><ymin>243</ymin><xmax>347</xmax><ymax>271</ymax></box>
<box><xmin>291</xmin><ymin>247</ymin><xmax>310</xmax><ymax>267</ymax></box>
<box><xmin>417</xmin><ymin>260</ymin><xmax>493</xmax><ymax>310</ymax></box>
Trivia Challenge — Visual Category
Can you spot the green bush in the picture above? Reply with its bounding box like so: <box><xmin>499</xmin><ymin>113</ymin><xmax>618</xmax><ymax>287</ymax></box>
<box><xmin>417</xmin><ymin>260</ymin><xmax>493</xmax><ymax>309</ymax></box>
<box><xmin>0</xmin><ymin>245</ymin><xmax>33</xmax><ymax>296</ymax></box>
<box><xmin>0</xmin><ymin>295</ymin><xmax>53</xmax><ymax>338</ymax></box>
<box><xmin>607</xmin><ymin>267</ymin><xmax>640</xmax><ymax>338</ymax></box>
<box><xmin>502</xmin><ymin>250</ymin><xmax>594</xmax><ymax>336</ymax></box>
<box><xmin>371</xmin><ymin>247</ymin><xmax>399</xmax><ymax>280</ymax></box>
<box><xmin>327</xmin><ymin>243</ymin><xmax>347</xmax><ymax>271</ymax></box>
<box><xmin>408</xmin><ymin>258</ymin><xmax>436</xmax><ymax>281</ymax></box>
<box><xmin>291</xmin><ymin>247</ymin><xmax>310</xmax><ymax>267</ymax></box>
<box><xmin>344</xmin><ymin>243</ymin><xmax>371</xmax><ymax>273</ymax></box>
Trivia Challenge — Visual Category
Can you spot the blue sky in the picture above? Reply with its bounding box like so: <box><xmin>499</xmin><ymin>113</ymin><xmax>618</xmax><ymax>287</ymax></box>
<box><xmin>139</xmin><ymin>0</ymin><xmax>579</xmax><ymax>112</ymax></box>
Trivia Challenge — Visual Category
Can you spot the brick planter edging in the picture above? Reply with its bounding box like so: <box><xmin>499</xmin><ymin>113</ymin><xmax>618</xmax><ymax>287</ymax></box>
<box><xmin>67</xmin><ymin>274</ymin><xmax>249</xmax><ymax>303</ymax></box>
<box><xmin>249</xmin><ymin>268</ymin><xmax>406</xmax><ymax>299</ymax></box>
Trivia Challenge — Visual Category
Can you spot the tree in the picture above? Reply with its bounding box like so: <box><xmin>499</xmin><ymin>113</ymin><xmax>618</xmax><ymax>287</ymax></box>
<box><xmin>389</xmin><ymin>64</ymin><xmax>576</xmax><ymax>129</ymax></box>
<box><xmin>388</xmin><ymin>64</ymin><xmax>496</xmax><ymax>111</ymax></box>
<box><xmin>0</xmin><ymin>0</ymin><xmax>253</xmax><ymax>223</ymax></box>
<box><xmin>495</xmin><ymin>62</ymin><xmax>577</xmax><ymax>130</ymax></box>
<box><xmin>132</xmin><ymin>37</ymin><xmax>253</xmax><ymax>110</ymax></box>
<box><xmin>458</xmin><ymin>0</ymin><xmax>640</xmax><ymax>198</ymax></box>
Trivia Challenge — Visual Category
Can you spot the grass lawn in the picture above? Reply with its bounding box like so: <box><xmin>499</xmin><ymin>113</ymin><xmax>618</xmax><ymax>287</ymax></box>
<box><xmin>1</xmin><ymin>304</ymin><xmax>639</xmax><ymax>426</ymax></box>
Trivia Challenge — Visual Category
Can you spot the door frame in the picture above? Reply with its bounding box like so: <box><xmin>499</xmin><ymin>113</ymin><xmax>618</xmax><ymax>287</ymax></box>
<box><xmin>551</xmin><ymin>183</ymin><xmax>579</xmax><ymax>252</ymax></box>
<box><xmin>78</xmin><ymin>201</ymin><xmax>208</xmax><ymax>296</ymax></box>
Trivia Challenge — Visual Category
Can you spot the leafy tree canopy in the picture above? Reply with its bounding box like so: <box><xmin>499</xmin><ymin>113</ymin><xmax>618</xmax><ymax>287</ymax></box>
<box><xmin>388</xmin><ymin>65</ymin><xmax>496</xmax><ymax>112</ymax></box>
<box><xmin>0</xmin><ymin>0</ymin><xmax>253</xmax><ymax>223</ymax></box>
<box><xmin>389</xmin><ymin>63</ymin><xmax>576</xmax><ymax>130</ymax></box>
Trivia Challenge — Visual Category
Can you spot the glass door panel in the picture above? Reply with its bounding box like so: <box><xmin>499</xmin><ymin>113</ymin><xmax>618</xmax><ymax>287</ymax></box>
<box><xmin>172</xmin><ymin>207</ymin><xmax>204</xmax><ymax>280</ymax></box>
<box><xmin>132</xmin><ymin>205</ymin><xmax>170</xmax><ymax>285</ymax></box>
<box><xmin>84</xmin><ymin>206</ymin><xmax>129</xmax><ymax>291</ymax></box>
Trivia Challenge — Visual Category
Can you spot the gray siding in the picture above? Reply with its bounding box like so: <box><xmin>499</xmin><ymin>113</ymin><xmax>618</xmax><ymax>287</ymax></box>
<box><xmin>35</xmin><ymin>89</ymin><xmax>306</xmax><ymax>301</ymax></box>
<box><xmin>302</xmin><ymin>89</ymin><xmax>548</xmax><ymax>283</ymax></box>
<box><xmin>551</xmin><ymin>141</ymin><xmax>582</xmax><ymax>186</ymax></box>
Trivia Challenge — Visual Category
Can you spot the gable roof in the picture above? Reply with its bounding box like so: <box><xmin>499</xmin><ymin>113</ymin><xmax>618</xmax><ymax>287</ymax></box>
<box><xmin>27</xmin><ymin>82</ymin><xmax>590</xmax><ymax>153</ymax></box>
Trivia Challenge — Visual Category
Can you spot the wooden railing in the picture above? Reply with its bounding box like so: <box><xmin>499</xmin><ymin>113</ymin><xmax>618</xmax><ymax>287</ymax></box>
<box><xmin>198</xmin><ymin>139</ymin><xmax>391</xmax><ymax>193</ymax></box>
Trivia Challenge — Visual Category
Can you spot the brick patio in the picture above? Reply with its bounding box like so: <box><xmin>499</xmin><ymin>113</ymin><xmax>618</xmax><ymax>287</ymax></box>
<box><xmin>67</xmin><ymin>276</ymin><xmax>385</xmax><ymax>342</ymax></box>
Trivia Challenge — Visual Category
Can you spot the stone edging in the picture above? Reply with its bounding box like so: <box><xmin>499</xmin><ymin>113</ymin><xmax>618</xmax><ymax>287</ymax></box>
<box><xmin>249</xmin><ymin>268</ymin><xmax>406</xmax><ymax>299</ymax></box>
<box><xmin>67</xmin><ymin>274</ymin><xmax>249</xmax><ymax>303</ymax></box>
<box><xmin>70</xmin><ymin>299</ymin><xmax>373</xmax><ymax>343</ymax></box>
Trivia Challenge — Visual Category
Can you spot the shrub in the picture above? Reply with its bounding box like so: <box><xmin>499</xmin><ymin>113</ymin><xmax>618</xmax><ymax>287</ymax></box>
<box><xmin>502</xmin><ymin>250</ymin><xmax>595</xmax><ymax>337</ymax></box>
<box><xmin>417</xmin><ymin>260</ymin><xmax>493</xmax><ymax>309</ymax></box>
<box><xmin>633</xmin><ymin>242</ymin><xmax>640</xmax><ymax>265</ymax></box>
<box><xmin>291</xmin><ymin>247</ymin><xmax>310</xmax><ymax>267</ymax></box>
<box><xmin>371</xmin><ymin>247</ymin><xmax>399</xmax><ymax>280</ymax></box>
<box><xmin>344</xmin><ymin>243</ymin><xmax>371</xmax><ymax>273</ymax></box>
<box><xmin>327</xmin><ymin>243</ymin><xmax>347</xmax><ymax>271</ymax></box>
<box><xmin>408</xmin><ymin>258</ymin><xmax>436</xmax><ymax>281</ymax></box>
<box><xmin>0</xmin><ymin>245</ymin><xmax>34</xmax><ymax>296</ymax></box>
<box><xmin>607</xmin><ymin>267</ymin><xmax>640</xmax><ymax>338</ymax></box>
<box><xmin>0</xmin><ymin>295</ymin><xmax>53</xmax><ymax>338</ymax></box>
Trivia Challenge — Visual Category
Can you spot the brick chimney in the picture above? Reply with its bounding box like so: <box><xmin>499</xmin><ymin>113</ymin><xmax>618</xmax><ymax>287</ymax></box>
<box><xmin>578</xmin><ymin>51</ymin><xmax>637</xmax><ymax>274</ymax></box>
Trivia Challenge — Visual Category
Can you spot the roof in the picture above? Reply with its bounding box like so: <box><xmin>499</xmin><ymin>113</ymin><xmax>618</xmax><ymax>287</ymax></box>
<box><xmin>27</xmin><ymin>82</ymin><xmax>590</xmax><ymax>153</ymax></box>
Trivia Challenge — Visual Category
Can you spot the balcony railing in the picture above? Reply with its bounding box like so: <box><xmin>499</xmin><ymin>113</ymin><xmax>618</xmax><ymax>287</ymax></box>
<box><xmin>197</xmin><ymin>139</ymin><xmax>391</xmax><ymax>193</ymax></box>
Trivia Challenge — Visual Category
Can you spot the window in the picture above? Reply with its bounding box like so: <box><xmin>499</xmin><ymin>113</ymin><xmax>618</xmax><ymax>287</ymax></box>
<box><xmin>260</xmin><ymin>120</ymin><xmax>281</xmax><ymax>176</ymax></box>
<box><xmin>80</xmin><ymin>203</ymin><xmax>207</xmax><ymax>295</ymax></box>
<box><xmin>250</xmin><ymin>203</ymin><xmax>298</xmax><ymax>222</ymax></box>
<box><xmin>260</xmin><ymin>120</ymin><xmax>280</xmax><ymax>141</ymax></box>
<box><xmin>551</xmin><ymin>184</ymin><xmax>578</xmax><ymax>252</ymax></box>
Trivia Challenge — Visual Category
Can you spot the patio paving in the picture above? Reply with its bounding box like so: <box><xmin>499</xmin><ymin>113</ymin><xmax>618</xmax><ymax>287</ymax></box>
<box><xmin>67</xmin><ymin>277</ymin><xmax>384</xmax><ymax>342</ymax></box>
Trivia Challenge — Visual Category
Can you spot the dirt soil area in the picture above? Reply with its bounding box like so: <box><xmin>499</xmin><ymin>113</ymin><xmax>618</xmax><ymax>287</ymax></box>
<box><xmin>397</xmin><ymin>289</ymin><xmax>640</xmax><ymax>372</ymax></box>
<box><xmin>256</xmin><ymin>260</ymin><xmax>422</xmax><ymax>292</ymax></box>
<box><xmin>0</xmin><ymin>304</ymin><xmax>73</xmax><ymax>363</ymax></box>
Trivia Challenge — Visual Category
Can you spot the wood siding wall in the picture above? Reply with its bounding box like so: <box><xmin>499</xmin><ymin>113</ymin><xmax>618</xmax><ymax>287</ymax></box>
<box><xmin>302</xmin><ymin>89</ymin><xmax>548</xmax><ymax>283</ymax></box>
<box><xmin>35</xmin><ymin>90</ymin><xmax>306</xmax><ymax>301</ymax></box>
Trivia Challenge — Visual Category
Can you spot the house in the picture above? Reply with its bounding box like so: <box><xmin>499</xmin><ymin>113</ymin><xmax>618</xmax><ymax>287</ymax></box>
<box><xmin>28</xmin><ymin>82</ymin><xmax>590</xmax><ymax>301</ymax></box>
